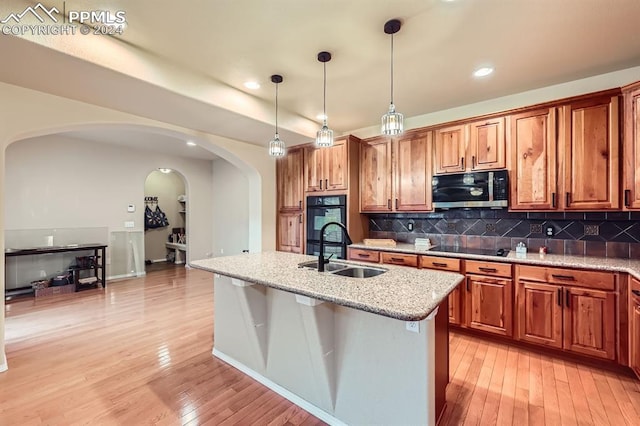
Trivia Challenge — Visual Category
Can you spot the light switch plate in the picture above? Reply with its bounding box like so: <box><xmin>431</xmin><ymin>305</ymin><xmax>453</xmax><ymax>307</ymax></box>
<box><xmin>124</xmin><ymin>221</ymin><xmax>134</xmax><ymax>228</ymax></box>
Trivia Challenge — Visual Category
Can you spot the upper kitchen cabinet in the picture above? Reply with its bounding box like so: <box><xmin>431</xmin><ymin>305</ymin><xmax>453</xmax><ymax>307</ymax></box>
<box><xmin>305</xmin><ymin>136</ymin><xmax>359</xmax><ymax>193</ymax></box>
<box><xmin>433</xmin><ymin>125</ymin><xmax>467</xmax><ymax>174</ymax></box>
<box><xmin>360</xmin><ymin>136</ymin><xmax>392</xmax><ymax>212</ymax></box>
<box><xmin>560</xmin><ymin>95</ymin><xmax>619</xmax><ymax>210</ymax></box>
<box><xmin>276</xmin><ymin>147</ymin><xmax>304</xmax><ymax>211</ymax></box>
<box><xmin>433</xmin><ymin>118</ymin><xmax>506</xmax><ymax>174</ymax></box>
<box><xmin>623</xmin><ymin>82</ymin><xmax>640</xmax><ymax>209</ymax></box>
<box><xmin>359</xmin><ymin>132</ymin><xmax>432</xmax><ymax>212</ymax></box>
<box><xmin>508</xmin><ymin>108</ymin><xmax>558</xmax><ymax>210</ymax></box>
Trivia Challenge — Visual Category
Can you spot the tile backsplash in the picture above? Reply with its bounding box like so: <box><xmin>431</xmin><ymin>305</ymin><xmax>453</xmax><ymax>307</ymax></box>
<box><xmin>368</xmin><ymin>210</ymin><xmax>640</xmax><ymax>259</ymax></box>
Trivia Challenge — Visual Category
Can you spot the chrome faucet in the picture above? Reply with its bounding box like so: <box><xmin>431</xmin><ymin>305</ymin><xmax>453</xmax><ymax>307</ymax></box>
<box><xmin>318</xmin><ymin>221</ymin><xmax>353</xmax><ymax>272</ymax></box>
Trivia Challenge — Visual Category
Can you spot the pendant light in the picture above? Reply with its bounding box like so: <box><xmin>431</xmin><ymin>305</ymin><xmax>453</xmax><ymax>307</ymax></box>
<box><xmin>268</xmin><ymin>74</ymin><xmax>286</xmax><ymax>157</ymax></box>
<box><xmin>381</xmin><ymin>19</ymin><xmax>404</xmax><ymax>136</ymax></box>
<box><xmin>316</xmin><ymin>51</ymin><xmax>334</xmax><ymax>148</ymax></box>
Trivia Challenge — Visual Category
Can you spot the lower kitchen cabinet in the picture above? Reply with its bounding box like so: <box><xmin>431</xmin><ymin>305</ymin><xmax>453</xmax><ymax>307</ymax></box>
<box><xmin>277</xmin><ymin>212</ymin><xmax>303</xmax><ymax>253</ymax></box>
<box><xmin>629</xmin><ymin>277</ymin><xmax>640</xmax><ymax>378</ymax></box>
<box><xmin>420</xmin><ymin>255</ymin><xmax>462</xmax><ymax>325</ymax></box>
<box><xmin>515</xmin><ymin>265</ymin><xmax>617</xmax><ymax>360</ymax></box>
<box><xmin>465</xmin><ymin>274</ymin><xmax>513</xmax><ymax>337</ymax></box>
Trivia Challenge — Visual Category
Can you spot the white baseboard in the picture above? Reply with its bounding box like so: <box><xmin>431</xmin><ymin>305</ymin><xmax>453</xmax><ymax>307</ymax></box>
<box><xmin>212</xmin><ymin>348</ymin><xmax>345</xmax><ymax>426</ymax></box>
<box><xmin>150</xmin><ymin>258</ymin><xmax>167</xmax><ymax>263</ymax></box>
<box><xmin>0</xmin><ymin>353</ymin><xmax>8</xmax><ymax>373</ymax></box>
<box><xmin>107</xmin><ymin>272</ymin><xmax>146</xmax><ymax>281</ymax></box>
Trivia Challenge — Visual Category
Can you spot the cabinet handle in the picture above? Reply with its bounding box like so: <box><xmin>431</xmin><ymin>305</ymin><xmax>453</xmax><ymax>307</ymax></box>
<box><xmin>299</xmin><ymin>200</ymin><xmax>302</xmax><ymax>209</ymax></box>
<box><xmin>390</xmin><ymin>257</ymin><xmax>405</xmax><ymax>262</ymax></box>
<box><xmin>466</xmin><ymin>277</ymin><xmax>470</xmax><ymax>292</ymax></box>
<box><xmin>565</xmin><ymin>192</ymin><xmax>570</xmax><ymax>206</ymax></box>
<box><xmin>299</xmin><ymin>214</ymin><xmax>302</xmax><ymax>224</ymax></box>
<box><xmin>395</xmin><ymin>198</ymin><xmax>399</xmax><ymax>209</ymax></box>
<box><xmin>319</xmin><ymin>180</ymin><xmax>323</xmax><ymax>190</ymax></box>
<box><xmin>557</xmin><ymin>288</ymin><xmax>562</xmax><ymax>306</ymax></box>
<box><xmin>357</xmin><ymin>253</ymin><xmax>371</xmax><ymax>258</ymax></box>
<box><xmin>461</xmin><ymin>157</ymin><xmax>465</xmax><ymax>170</ymax></box>
<box><xmin>625</xmin><ymin>189</ymin><xmax>631</xmax><ymax>207</ymax></box>
<box><xmin>565</xmin><ymin>289</ymin><xmax>570</xmax><ymax>308</ymax></box>
<box><xmin>325</xmin><ymin>179</ymin><xmax>328</xmax><ymax>189</ymax></box>
<box><xmin>551</xmin><ymin>274</ymin><xmax>575</xmax><ymax>281</ymax></box>
<box><xmin>632</xmin><ymin>289</ymin><xmax>640</xmax><ymax>297</ymax></box>
<box><xmin>478</xmin><ymin>267</ymin><xmax>498</xmax><ymax>273</ymax></box>
<box><xmin>387</xmin><ymin>199</ymin><xmax>392</xmax><ymax>210</ymax></box>
<box><xmin>432</xmin><ymin>262</ymin><xmax>448</xmax><ymax>268</ymax></box>
<box><xmin>472</xmin><ymin>156</ymin><xmax>476</xmax><ymax>169</ymax></box>
<box><xmin>552</xmin><ymin>192</ymin><xmax>556</xmax><ymax>208</ymax></box>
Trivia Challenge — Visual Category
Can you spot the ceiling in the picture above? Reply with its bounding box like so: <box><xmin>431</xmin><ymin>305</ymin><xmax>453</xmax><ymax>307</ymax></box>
<box><xmin>1</xmin><ymin>0</ymin><xmax>640</xmax><ymax>157</ymax></box>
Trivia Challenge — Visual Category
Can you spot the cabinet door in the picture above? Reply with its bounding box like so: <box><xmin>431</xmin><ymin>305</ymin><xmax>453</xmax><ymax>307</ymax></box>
<box><xmin>276</xmin><ymin>148</ymin><xmax>304</xmax><ymax>211</ymax></box>
<box><xmin>466</xmin><ymin>275</ymin><xmax>512</xmax><ymax>336</ymax></box>
<box><xmin>631</xmin><ymin>302</ymin><xmax>640</xmax><ymax>379</ymax></box>
<box><xmin>360</xmin><ymin>137</ymin><xmax>392</xmax><ymax>212</ymax></box>
<box><xmin>516</xmin><ymin>280</ymin><xmax>563</xmax><ymax>349</ymax></box>
<box><xmin>304</xmin><ymin>146</ymin><xmax>323</xmax><ymax>192</ymax></box>
<box><xmin>394</xmin><ymin>132</ymin><xmax>432</xmax><ymax>211</ymax></box>
<box><xmin>623</xmin><ymin>86</ymin><xmax>640</xmax><ymax>209</ymax></box>
<box><xmin>323</xmin><ymin>138</ymin><xmax>348</xmax><ymax>191</ymax></box>
<box><xmin>277</xmin><ymin>212</ymin><xmax>303</xmax><ymax>253</ymax></box>
<box><xmin>468</xmin><ymin>117</ymin><xmax>505</xmax><ymax>171</ymax></box>
<box><xmin>562</xmin><ymin>96</ymin><xmax>619</xmax><ymax>210</ymax></box>
<box><xmin>563</xmin><ymin>286</ymin><xmax>616</xmax><ymax>360</ymax></box>
<box><xmin>509</xmin><ymin>108</ymin><xmax>558</xmax><ymax>210</ymax></box>
<box><xmin>434</xmin><ymin>125</ymin><xmax>467</xmax><ymax>174</ymax></box>
<box><xmin>448</xmin><ymin>284</ymin><xmax>462</xmax><ymax>326</ymax></box>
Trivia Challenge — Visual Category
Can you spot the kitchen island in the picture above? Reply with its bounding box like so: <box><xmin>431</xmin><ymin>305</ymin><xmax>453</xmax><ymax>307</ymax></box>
<box><xmin>191</xmin><ymin>251</ymin><xmax>463</xmax><ymax>425</ymax></box>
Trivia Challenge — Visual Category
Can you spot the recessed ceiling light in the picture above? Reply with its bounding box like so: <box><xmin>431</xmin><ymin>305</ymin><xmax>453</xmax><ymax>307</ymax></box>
<box><xmin>243</xmin><ymin>81</ymin><xmax>260</xmax><ymax>90</ymax></box>
<box><xmin>316</xmin><ymin>113</ymin><xmax>327</xmax><ymax>120</ymax></box>
<box><xmin>186</xmin><ymin>141</ymin><xmax>197</xmax><ymax>147</ymax></box>
<box><xmin>158</xmin><ymin>168</ymin><xmax>172</xmax><ymax>174</ymax></box>
<box><xmin>473</xmin><ymin>67</ymin><xmax>494</xmax><ymax>77</ymax></box>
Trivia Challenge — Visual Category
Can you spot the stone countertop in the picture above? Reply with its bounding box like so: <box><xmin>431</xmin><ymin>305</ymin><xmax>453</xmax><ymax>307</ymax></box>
<box><xmin>349</xmin><ymin>242</ymin><xmax>640</xmax><ymax>279</ymax></box>
<box><xmin>190</xmin><ymin>251</ymin><xmax>463</xmax><ymax>322</ymax></box>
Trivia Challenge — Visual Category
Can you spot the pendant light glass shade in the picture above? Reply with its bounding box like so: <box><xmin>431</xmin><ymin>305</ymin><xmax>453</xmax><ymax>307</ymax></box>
<box><xmin>268</xmin><ymin>74</ymin><xmax>286</xmax><ymax>157</ymax></box>
<box><xmin>316</xmin><ymin>51</ymin><xmax>334</xmax><ymax>148</ymax></box>
<box><xmin>381</xmin><ymin>19</ymin><xmax>404</xmax><ymax>136</ymax></box>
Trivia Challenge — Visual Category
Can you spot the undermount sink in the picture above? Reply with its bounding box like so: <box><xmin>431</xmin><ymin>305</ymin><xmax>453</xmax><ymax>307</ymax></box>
<box><xmin>332</xmin><ymin>266</ymin><xmax>387</xmax><ymax>278</ymax></box>
<box><xmin>297</xmin><ymin>260</ymin><xmax>387</xmax><ymax>278</ymax></box>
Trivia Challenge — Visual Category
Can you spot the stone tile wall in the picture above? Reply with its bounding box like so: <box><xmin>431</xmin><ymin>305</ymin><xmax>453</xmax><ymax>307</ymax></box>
<box><xmin>368</xmin><ymin>210</ymin><xmax>640</xmax><ymax>258</ymax></box>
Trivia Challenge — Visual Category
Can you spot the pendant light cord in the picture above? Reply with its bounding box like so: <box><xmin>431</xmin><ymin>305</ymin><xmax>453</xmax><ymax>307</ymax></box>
<box><xmin>323</xmin><ymin>61</ymin><xmax>327</xmax><ymax>125</ymax></box>
<box><xmin>275</xmin><ymin>82</ymin><xmax>279</xmax><ymax>134</ymax></box>
<box><xmin>390</xmin><ymin>33</ymin><xmax>394</xmax><ymax>105</ymax></box>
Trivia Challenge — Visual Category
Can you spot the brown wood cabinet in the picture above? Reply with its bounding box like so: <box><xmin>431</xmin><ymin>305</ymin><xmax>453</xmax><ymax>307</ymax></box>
<box><xmin>305</xmin><ymin>137</ymin><xmax>349</xmax><ymax>193</ymax></box>
<box><xmin>276</xmin><ymin>147</ymin><xmax>304</xmax><ymax>211</ymax></box>
<box><xmin>623</xmin><ymin>83</ymin><xmax>640</xmax><ymax>209</ymax></box>
<box><xmin>465</xmin><ymin>261</ymin><xmax>513</xmax><ymax>337</ymax></box>
<box><xmin>360</xmin><ymin>132</ymin><xmax>432</xmax><ymax>212</ymax></box>
<box><xmin>381</xmin><ymin>252</ymin><xmax>418</xmax><ymax>268</ymax></box>
<box><xmin>630</xmin><ymin>277</ymin><xmax>640</xmax><ymax>379</ymax></box>
<box><xmin>347</xmin><ymin>248</ymin><xmax>380</xmax><ymax>263</ymax></box>
<box><xmin>508</xmin><ymin>108</ymin><xmax>558</xmax><ymax>210</ymax></box>
<box><xmin>433</xmin><ymin>118</ymin><xmax>506</xmax><ymax>175</ymax></box>
<box><xmin>560</xmin><ymin>95</ymin><xmax>619</xmax><ymax>210</ymax></box>
<box><xmin>515</xmin><ymin>265</ymin><xmax>616</xmax><ymax>360</ymax></box>
<box><xmin>420</xmin><ymin>255</ymin><xmax>463</xmax><ymax>326</ymax></box>
<box><xmin>359</xmin><ymin>137</ymin><xmax>392</xmax><ymax>211</ymax></box>
<box><xmin>277</xmin><ymin>211</ymin><xmax>303</xmax><ymax>253</ymax></box>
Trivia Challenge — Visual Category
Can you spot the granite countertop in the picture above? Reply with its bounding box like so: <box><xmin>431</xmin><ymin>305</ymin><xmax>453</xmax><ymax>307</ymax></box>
<box><xmin>190</xmin><ymin>251</ymin><xmax>463</xmax><ymax>321</ymax></box>
<box><xmin>350</xmin><ymin>242</ymin><xmax>640</xmax><ymax>279</ymax></box>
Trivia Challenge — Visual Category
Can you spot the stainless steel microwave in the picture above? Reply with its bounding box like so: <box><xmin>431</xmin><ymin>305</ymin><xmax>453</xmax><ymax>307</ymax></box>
<box><xmin>432</xmin><ymin>170</ymin><xmax>508</xmax><ymax>209</ymax></box>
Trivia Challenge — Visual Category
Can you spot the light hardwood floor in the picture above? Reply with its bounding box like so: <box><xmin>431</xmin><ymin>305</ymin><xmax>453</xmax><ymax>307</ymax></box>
<box><xmin>1</xmin><ymin>267</ymin><xmax>639</xmax><ymax>425</ymax></box>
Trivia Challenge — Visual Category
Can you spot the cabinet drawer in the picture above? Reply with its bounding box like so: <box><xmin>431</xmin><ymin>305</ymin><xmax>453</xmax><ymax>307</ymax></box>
<box><xmin>348</xmin><ymin>248</ymin><xmax>380</xmax><ymax>263</ymax></box>
<box><xmin>516</xmin><ymin>265</ymin><xmax>615</xmax><ymax>290</ymax></box>
<box><xmin>465</xmin><ymin>260</ymin><xmax>512</xmax><ymax>278</ymax></box>
<box><xmin>381</xmin><ymin>252</ymin><xmax>419</xmax><ymax>268</ymax></box>
<box><xmin>419</xmin><ymin>255</ymin><xmax>461</xmax><ymax>272</ymax></box>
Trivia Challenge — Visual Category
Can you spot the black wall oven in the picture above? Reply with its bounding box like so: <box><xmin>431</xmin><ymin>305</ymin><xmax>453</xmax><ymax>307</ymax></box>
<box><xmin>306</xmin><ymin>195</ymin><xmax>347</xmax><ymax>259</ymax></box>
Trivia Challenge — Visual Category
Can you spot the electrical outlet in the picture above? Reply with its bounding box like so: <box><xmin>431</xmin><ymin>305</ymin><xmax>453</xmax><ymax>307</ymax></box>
<box><xmin>124</xmin><ymin>221</ymin><xmax>134</xmax><ymax>228</ymax></box>
<box><xmin>406</xmin><ymin>321</ymin><xmax>420</xmax><ymax>333</ymax></box>
<box><xmin>546</xmin><ymin>226</ymin><xmax>554</xmax><ymax>236</ymax></box>
<box><xmin>407</xmin><ymin>221</ymin><xmax>414</xmax><ymax>232</ymax></box>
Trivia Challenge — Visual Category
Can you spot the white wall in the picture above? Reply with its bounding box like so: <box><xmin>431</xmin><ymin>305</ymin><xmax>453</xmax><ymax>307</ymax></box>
<box><xmin>144</xmin><ymin>171</ymin><xmax>186</xmax><ymax>262</ymax></box>
<box><xmin>212</xmin><ymin>158</ymin><xmax>250</xmax><ymax>256</ymax></box>
<box><xmin>4</xmin><ymin>135</ymin><xmax>213</xmax><ymax>268</ymax></box>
